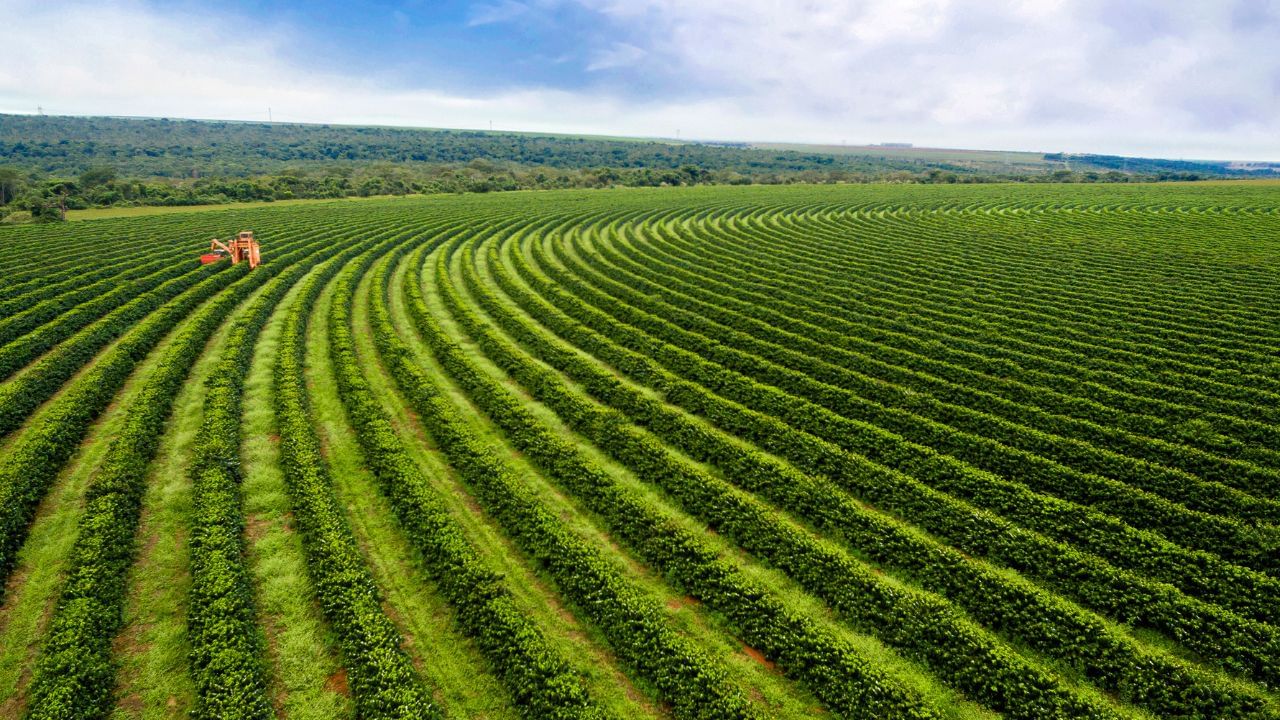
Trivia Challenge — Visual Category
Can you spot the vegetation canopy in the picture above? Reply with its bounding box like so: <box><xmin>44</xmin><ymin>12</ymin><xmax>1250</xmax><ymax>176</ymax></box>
<box><xmin>0</xmin><ymin>183</ymin><xmax>1278</xmax><ymax>720</ymax></box>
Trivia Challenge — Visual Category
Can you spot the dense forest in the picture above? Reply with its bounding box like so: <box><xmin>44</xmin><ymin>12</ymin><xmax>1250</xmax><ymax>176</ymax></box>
<box><xmin>2</xmin><ymin>114</ymin><xmax>1274</xmax><ymax>223</ymax></box>
<box><xmin>0</xmin><ymin>115</ymin><xmax>930</xmax><ymax>177</ymax></box>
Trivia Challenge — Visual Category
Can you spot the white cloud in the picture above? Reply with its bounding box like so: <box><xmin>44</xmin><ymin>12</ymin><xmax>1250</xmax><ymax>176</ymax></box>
<box><xmin>571</xmin><ymin>0</ymin><xmax>1280</xmax><ymax>158</ymax></box>
<box><xmin>1</xmin><ymin>0</ymin><xmax>1278</xmax><ymax>160</ymax></box>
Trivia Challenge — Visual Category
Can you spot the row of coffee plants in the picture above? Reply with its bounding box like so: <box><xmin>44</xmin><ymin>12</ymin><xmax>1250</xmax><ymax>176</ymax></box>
<box><xmin>327</xmin><ymin>230</ymin><xmax>613</xmax><ymax>719</ymax></box>
<box><xmin>697</xmin><ymin>204</ymin><xmax>1280</xmax><ymax>455</ymax></box>
<box><xmin>627</xmin><ymin>217</ymin><xmax>1280</xmax><ymax>518</ymax></box>
<box><xmin>186</xmin><ymin>214</ymin><xmax>414</xmax><ymax>719</ymax></box>
<box><xmin>487</xmin><ymin>233</ymin><xmax>1280</xmax><ymax>659</ymax></box>
<box><xmin>444</xmin><ymin>241</ymin><xmax>1271</xmax><ymax>715</ymax></box>
<box><xmin>707</xmin><ymin>207</ymin><xmax>1280</xmax><ymax>479</ymax></box>
<box><xmin>519</xmin><ymin>235</ymin><xmax>1280</xmax><ymax>622</ymax></box>
<box><xmin>0</xmin><ymin>260</ymin><xmax>202</xmax><ymax>380</ymax></box>
<box><xmin>0</xmin><ymin>258</ymin><xmax>252</xmax><ymax>594</ymax></box>
<box><xmin>374</xmin><ymin>242</ymin><xmax>771</xmax><ymax>720</ymax></box>
<box><xmin>466</xmin><ymin>241</ymin><xmax>1280</xmax><ymax>696</ymax></box>
<box><xmin>272</xmin><ymin>231</ymin><xmax>440</xmax><ymax>718</ymax></box>
<box><xmin>22</xmin><ymin>220</ymin><xmax>349</xmax><ymax>719</ymax></box>
<box><xmin>0</xmin><ymin>263</ymin><xmax>228</xmax><ymax>434</ymax></box>
<box><xmin>569</xmin><ymin>231</ymin><xmax>1277</xmax><ymax>571</ymax></box>
<box><xmin>416</xmin><ymin>237</ymin><xmax>1095</xmax><ymax>720</ymax></box>
<box><xmin>0</xmin><ymin>248</ymin><xmax>193</xmax><ymax>348</ymax></box>
<box><xmin>762</xmin><ymin>205</ymin><xmax>1280</xmax><ymax>426</ymax></box>
<box><xmin>0</xmin><ymin>212</ymin><xmax>243</xmax><ymax>307</ymax></box>
<box><xmin>0</xmin><ymin>214</ymin><xmax>356</xmax><ymax>429</ymax></box>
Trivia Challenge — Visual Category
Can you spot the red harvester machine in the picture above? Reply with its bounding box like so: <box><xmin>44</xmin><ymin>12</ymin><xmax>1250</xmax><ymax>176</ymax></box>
<box><xmin>199</xmin><ymin>230</ymin><xmax>261</xmax><ymax>269</ymax></box>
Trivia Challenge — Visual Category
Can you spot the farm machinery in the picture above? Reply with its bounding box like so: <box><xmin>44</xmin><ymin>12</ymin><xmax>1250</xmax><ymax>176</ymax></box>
<box><xmin>199</xmin><ymin>230</ymin><xmax>261</xmax><ymax>269</ymax></box>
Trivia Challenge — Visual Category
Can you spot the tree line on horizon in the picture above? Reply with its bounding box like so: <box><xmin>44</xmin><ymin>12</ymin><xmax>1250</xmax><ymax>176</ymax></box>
<box><xmin>1</xmin><ymin>114</ymin><xmax>1263</xmax><ymax>223</ymax></box>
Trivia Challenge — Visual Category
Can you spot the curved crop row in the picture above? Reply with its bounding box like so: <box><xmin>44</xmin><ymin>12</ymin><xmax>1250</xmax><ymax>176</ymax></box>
<box><xmin>185</xmin><ymin>216</ymin><xmax>418</xmax><ymax>719</ymax></box>
<box><xmin>559</xmin><ymin>229</ymin><xmax>1279</xmax><ymax>572</ymax></box>
<box><xmin>328</xmin><ymin>233</ymin><xmax>611</xmax><ymax>719</ymax></box>
<box><xmin>0</xmin><ymin>258</ymin><xmax>250</xmax><ymax>595</ymax></box>
<box><xmin>445</xmin><ymin>239</ymin><xmax>1271</xmax><ymax>716</ymax></box>
<box><xmin>0</xmin><ymin>248</ymin><xmax>194</xmax><ymax>349</ymax></box>
<box><xmin>272</xmin><ymin>232</ymin><xmax>440</xmax><ymax>718</ymax></box>
<box><xmin>623</xmin><ymin>215</ymin><xmax>1280</xmax><ymax>518</ymax></box>
<box><xmin>514</xmin><ymin>232</ymin><xmax>1280</xmax><ymax>621</ymax></box>
<box><xmin>0</xmin><ymin>262</ymin><xmax>230</xmax><ymax>436</ymax></box>
<box><xmin>21</xmin><ymin>221</ymin><xmax>342</xmax><ymax>719</ymax></box>
<box><xmin>373</xmin><ymin>241</ymin><xmax>772</xmax><ymax>720</ymax></box>
<box><xmin>469</xmin><ymin>240</ymin><xmax>1280</xmax><ymax>693</ymax></box>
<box><xmin>678</xmin><ymin>207</ymin><xmax>1280</xmax><ymax>465</ymax></box>
<box><xmin>1</xmin><ymin>185</ymin><xmax>1276</xmax><ymax>720</ymax></box>
<box><xmin>799</xmin><ymin>205</ymin><xmax>1280</xmax><ymax>361</ymax></box>
<box><xmin>415</xmin><ymin>234</ymin><xmax>1109</xmax><ymax>720</ymax></box>
<box><xmin>765</xmin><ymin>207</ymin><xmax>1280</xmax><ymax>423</ymax></box>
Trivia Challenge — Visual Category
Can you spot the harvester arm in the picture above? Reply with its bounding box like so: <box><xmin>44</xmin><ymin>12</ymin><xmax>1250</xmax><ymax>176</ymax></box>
<box><xmin>210</xmin><ymin>238</ymin><xmax>232</xmax><ymax>254</ymax></box>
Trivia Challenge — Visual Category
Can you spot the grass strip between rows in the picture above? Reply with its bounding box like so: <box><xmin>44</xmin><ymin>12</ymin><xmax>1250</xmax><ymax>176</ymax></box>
<box><xmin>273</xmin><ymin>230</ymin><xmax>440</xmax><ymax>719</ymax></box>
<box><xmin>329</xmin><ymin>235</ymin><xmax>611</xmax><ymax>720</ymax></box>
<box><xmin>20</xmin><ymin>228</ymin><xmax>341</xmax><ymax>719</ymax></box>
<box><xmin>183</xmin><ymin>217</ymin><xmax>410</xmax><ymax>719</ymax></box>
<box><xmin>464</xmin><ymin>241</ymin><xmax>1277</xmax><ymax>713</ymax></box>
<box><xmin>429</xmin><ymin>240</ymin><xmax>1128</xmax><ymax>720</ymax></box>
<box><xmin>373</xmin><ymin>242</ymin><xmax>769</xmax><ymax>720</ymax></box>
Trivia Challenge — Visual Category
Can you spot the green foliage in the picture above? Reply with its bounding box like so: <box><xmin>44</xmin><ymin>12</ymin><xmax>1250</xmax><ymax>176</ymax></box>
<box><xmin>0</xmin><ymin>261</ymin><xmax>242</xmax><ymax>598</ymax></box>
<box><xmin>373</xmin><ymin>245</ymin><xmax>771</xmax><ymax>720</ymax></box>
<box><xmin>2</xmin><ymin>183</ymin><xmax>1279</xmax><ymax>720</ymax></box>
<box><xmin>272</xmin><ymin>235</ymin><xmax>440</xmax><ymax>719</ymax></box>
<box><xmin>473</xmin><ymin>228</ymin><xmax>1276</xmax><ymax>717</ymax></box>
<box><xmin>23</xmin><ymin>229</ymin><xmax>312</xmax><ymax>720</ymax></box>
<box><xmin>0</xmin><ymin>115</ymin><xmax>957</xmax><ymax>178</ymax></box>
<box><xmin>184</xmin><ymin>220</ymin><xmax>390</xmax><ymax>719</ymax></box>
<box><xmin>78</xmin><ymin>165</ymin><xmax>117</xmax><ymax>188</ymax></box>
<box><xmin>328</xmin><ymin>245</ymin><xmax>609</xmax><ymax>719</ymax></box>
<box><xmin>432</xmin><ymin>241</ymin><xmax>1125</xmax><ymax>720</ymax></box>
<box><xmin>0</xmin><ymin>165</ymin><xmax>24</xmax><ymax>205</ymax></box>
<box><xmin>480</xmin><ymin>245</ymin><xmax>1280</xmax><ymax>689</ymax></box>
<box><xmin>523</xmin><ymin>228</ymin><xmax>1280</xmax><ymax>626</ymax></box>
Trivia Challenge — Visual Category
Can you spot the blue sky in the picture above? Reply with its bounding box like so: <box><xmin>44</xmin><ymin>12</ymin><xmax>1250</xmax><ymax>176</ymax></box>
<box><xmin>205</xmin><ymin>1</ymin><xmax>645</xmax><ymax>93</ymax></box>
<box><xmin>3</xmin><ymin>0</ymin><xmax>1279</xmax><ymax>159</ymax></box>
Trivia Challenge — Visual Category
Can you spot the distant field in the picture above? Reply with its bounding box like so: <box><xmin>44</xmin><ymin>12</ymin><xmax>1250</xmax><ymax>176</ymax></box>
<box><xmin>64</xmin><ymin>193</ymin><xmax>440</xmax><ymax>221</ymax></box>
<box><xmin>2</xmin><ymin>184</ymin><xmax>1279</xmax><ymax>720</ymax></box>
<box><xmin>751</xmin><ymin>141</ymin><xmax>1053</xmax><ymax>163</ymax></box>
<box><xmin>64</xmin><ymin>178</ymin><xmax>1280</xmax><ymax>222</ymax></box>
<box><xmin>747</xmin><ymin>142</ymin><xmax>1070</xmax><ymax>175</ymax></box>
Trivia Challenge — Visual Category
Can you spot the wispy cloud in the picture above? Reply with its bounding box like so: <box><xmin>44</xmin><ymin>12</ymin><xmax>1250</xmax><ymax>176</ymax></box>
<box><xmin>467</xmin><ymin>0</ymin><xmax>530</xmax><ymax>27</ymax></box>
<box><xmin>586</xmin><ymin>42</ymin><xmax>646</xmax><ymax>71</ymax></box>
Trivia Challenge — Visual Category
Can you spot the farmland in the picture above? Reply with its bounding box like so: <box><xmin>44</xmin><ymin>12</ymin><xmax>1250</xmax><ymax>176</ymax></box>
<box><xmin>0</xmin><ymin>182</ymin><xmax>1278</xmax><ymax>720</ymax></box>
